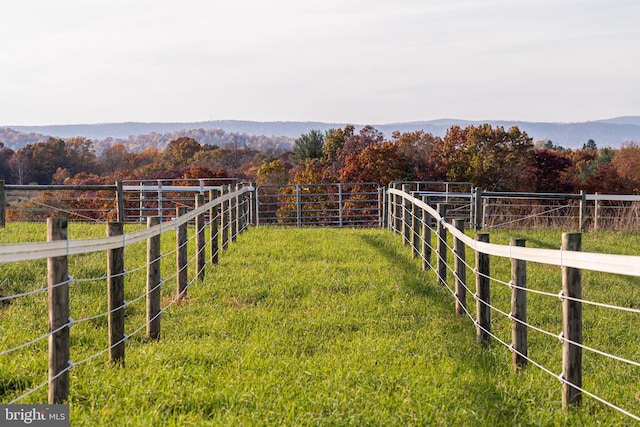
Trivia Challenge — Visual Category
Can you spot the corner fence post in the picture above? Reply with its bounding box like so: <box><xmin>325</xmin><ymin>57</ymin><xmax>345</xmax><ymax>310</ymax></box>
<box><xmin>473</xmin><ymin>187</ymin><xmax>483</xmax><ymax>230</ymax></box>
<box><xmin>475</xmin><ymin>233</ymin><xmax>491</xmax><ymax>345</ymax></box>
<box><xmin>176</xmin><ymin>207</ymin><xmax>188</xmax><ymax>301</ymax></box>
<box><xmin>107</xmin><ymin>221</ymin><xmax>125</xmax><ymax>365</ymax></box>
<box><xmin>0</xmin><ymin>180</ymin><xmax>6</xmax><ymax>228</ymax></box>
<box><xmin>47</xmin><ymin>217</ymin><xmax>70</xmax><ymax>403</ymax></box>
<box><xmin>196</xmin><ymin>194</ymin><xmax>205</xmax><ymax>281</ymax></box>
<box><xmin>402</xmin><ymin>184</ymin><xmax>411</xmax><ymax>246</ymax></box>
<box><xmin>421</xmin><ymin>196</ymin><xmax>432</xmax><ymax>271</ymax></box>
<box><xmin>146</xmin><ymin>216</ymin><xmax>161</xmax><ymax>340</ymax></box>
<box><xmin>436</xmin><ymin>203</ymin><xmax>447</xmax><ymax>286</ymax></box>
<box><xmin>209</xmin><ymin>189</ymin><xmax>219</xmax><ymax>264</ymax></box>
<box><xmin>562</xmin><ymin>232</ymin><xmax>583</xmax><ymax>409</ymax></box>
<box><xmin>116</xmin><ymin>181</ymin><xmax>125</xmax><ymax>223</ymax></box>
<box><xmin>511</xmin><ymin>238</ymin><xmax>527</xmax><ymax>370</ymax></box>
<box><xmin>454</xmin><ymin>219</ymin><xmax>466</xmax><ymax>316</ymax></box>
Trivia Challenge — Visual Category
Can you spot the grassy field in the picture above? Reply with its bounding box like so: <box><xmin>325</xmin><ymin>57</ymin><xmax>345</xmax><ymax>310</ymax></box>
<box><xmin>1</xmin><ymin>224</ymin><xmax>639</xmax><ymax>425</ymax></box>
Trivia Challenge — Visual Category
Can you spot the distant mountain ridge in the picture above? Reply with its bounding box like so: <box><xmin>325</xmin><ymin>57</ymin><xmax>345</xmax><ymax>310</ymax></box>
<box><xmin>4</xmin><ymin>117</ymin><xmax>640</xmax><ymax>150</ymax></box>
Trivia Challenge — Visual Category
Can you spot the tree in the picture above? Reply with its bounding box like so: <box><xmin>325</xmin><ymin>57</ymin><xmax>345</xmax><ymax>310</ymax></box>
<box><xmin>65</xmin><ymin>136</ymin><xmax>97</xmax><ymax>176</ymax></box>
<box><xmin>163</xmin><ymin>137</ymin><xmax>201</xmax><ymax>167</ymax></box>
<box><xmin>99</xmin><ymin>144</ymin><xmax>134</xmax><ymax>175</ymax></box>
<box><xmin>292</xmin><ymin>130</ymin><xmax>325</xmax><ymax>164</ymax></box>
<box><xmin>9</xmin><ymin>146</ymin><xmax>32</xmax><ymax>184</ymax></box>
<box><xmin>291</xmin><ymin>159</ymin><xmax>327</xmax><ymax>184</ymax></box>
<box><xmin>256</xmin><ymin>159</ymin><xmax>289</xmax><ymax>184</ymax></box>
<box><xmin>391</xmin><ymin>130</ymin><xmax>440</xmax><ymax>181</ymax></box>
<box><xmin>539</xmin><ymin>140</ymin><xmax>564</xmax><ymax>151</ymax></box>
<box><xmin>585</xmin><ymin>162</ymin><xmax>624</xmax><ymax>194</ymax></box>
<box><xmin>21</xmin><ymin>138</ymin><xmax>67</xmax><ymax>184</ymax></box>
<box><xmin>329</xmin><ymin>125</ymin><xmax>384</xmax><ymax>180</ymax></box>
<box><xmin>611</xmin><ymin>141</ymin><xmax>640</xmax><ymax>193</ymax></box>
<box><xmin>583</xmin><ymin>139</ymin><xmax>597</xmax><ymax>151</ymax></box>
<box><xmin>182</xmin><ymin>166</ymin><xmax>229</xmax><ymax>180</ymax></box>
<box><xmin>532</xmin><ymin>149</ymin><xmax>574</xmax><ymax>192</ymax></box>
<box><xmin>432</xmin><ymin>124</ymin><xmax>535</xmax><ymax>191</ymax></box>
<box><xmin>323</xmin><ymin>125</ymin><xmax>354</xmax><ymax>164</ymax></box>
<box><xmin>0</xmin><ymin>144</ymin><xmax>14</xmax><ymax>182</ymax></box>
<box><xmin>339</xmin><ymin>141</ymin><xmax>413</xmax><ymax>186</ymax></box>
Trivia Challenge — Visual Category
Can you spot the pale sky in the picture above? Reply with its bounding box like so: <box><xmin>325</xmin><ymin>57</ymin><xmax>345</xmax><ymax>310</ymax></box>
<box><xmin>1</xmin><ymin>0</ymin><xmax>639</xmax><ymax>126</ymax></box>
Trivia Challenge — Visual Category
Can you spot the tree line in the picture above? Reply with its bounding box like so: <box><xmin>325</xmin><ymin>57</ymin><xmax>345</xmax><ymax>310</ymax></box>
<box><xmin>1</xmin><ymin>124</ymin><xmax>639</xmax><ymax>194</ymax></box>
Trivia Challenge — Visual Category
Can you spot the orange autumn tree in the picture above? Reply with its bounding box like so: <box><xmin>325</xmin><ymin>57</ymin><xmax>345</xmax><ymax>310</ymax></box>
<box><xmin>339</xmin><ymin>141</ymin><xmax>413</xmax><ymax>186</ymax></box>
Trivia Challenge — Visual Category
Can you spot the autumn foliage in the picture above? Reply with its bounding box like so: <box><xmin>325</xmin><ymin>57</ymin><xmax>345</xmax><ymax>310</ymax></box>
<box><xmin>0</xmin><ymin>125</ymin><xmax>637</xmax><ymax>194</ymax></box>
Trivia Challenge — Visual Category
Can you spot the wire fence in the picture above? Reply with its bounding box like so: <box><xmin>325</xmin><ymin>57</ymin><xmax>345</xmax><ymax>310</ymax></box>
<box><xmin>388</xmin><ymin>186</ymin><xmax>640</xmax><ymax>422</ymax></box>
<box><xmin>3</xmin><ymin>180</ymin><xmax>640</xmax><ymax>419</ymax></box>
<box><xmin>0</xmin><ymin>185</ymin><xmax>251</xmax><ymax>404</ymax></box>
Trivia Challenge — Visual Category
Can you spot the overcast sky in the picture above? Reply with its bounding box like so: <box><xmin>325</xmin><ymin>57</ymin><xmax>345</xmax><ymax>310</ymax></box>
<box><xmin>1</xmin><ymin>0</ymin><xmax>639</xmax><ymax>126</ymax></box>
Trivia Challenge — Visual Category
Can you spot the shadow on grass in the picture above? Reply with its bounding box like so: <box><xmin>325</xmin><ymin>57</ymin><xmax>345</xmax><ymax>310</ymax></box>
<box><xmin>357</xmin><ymin>232</ymin><xmax>456</xmax><ymax>314</ymax></box>
<box><xmin>357</xmin><ymin>231</ymin><xmax>524</xmax><ymax>419</ymax></box>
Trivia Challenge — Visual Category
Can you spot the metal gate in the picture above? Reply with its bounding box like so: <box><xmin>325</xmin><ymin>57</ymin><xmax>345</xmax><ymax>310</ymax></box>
<box><xmin>255</xmin><ymin>183</ymin><xmax>382</xmax><ymax>227</ymax></box>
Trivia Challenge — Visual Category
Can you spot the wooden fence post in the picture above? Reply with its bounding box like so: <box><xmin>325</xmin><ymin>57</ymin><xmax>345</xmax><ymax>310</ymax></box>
<box><xmin>454</xmin><ymin>219</ymin><xmax>466</xmax><ymax>316</ymax></box>
<box><xmin>146</xmin><ymin>216</ymin><xmax>161</xmax><ymax>340</ymax></box>
<box><xmin>474</xmin><ymin>187</ymin><xmax>483</xmax><ymax>230</ymax></box>
<box><xmin>421</xmin><ymin>196</ymin><xmax>432</xmax><ymax>271</ymax></box>
<box><xmin>475</xmin><ymin>233</ymin><xmax>490</xmax><ymax>345</ymax></box>
<box><xmin>402</xmin><ymin>184</ymin><xmax>411</xmax><ymax>246</ymax></box>
<box><xmin>437</xmin><ymin>203</ymin><xmax>447</xmax><ymax>286</ymax></box>
<box><xmin>412</xmin><ymin>193</ymin><xmax>420</xmax><ymax>258</ymax></box>
<box><xmin>511</xmin><ymin>238</ymin><xmax>527</xmax><ymax>370</ymax></box>
<box><xmin>196</xmin><ymin>194</ymin><xmax>205</xmax><ymax>281</ymax></box>
<box><xmin>209</xmin><ymin>189</ymin><xmax>219</xmax><ymax>264</ymax></box>
<box><xmin>562</xmin><ymin>232</ymin><xmax>582</xmax><ymax>409</ymax></box>
<box><xmin>176</xmin><ymin>207</ymin><xmax>188</xmax><ymax>301</ymax></box>
<box><xmin>107</xmin><ymin>221</ymin><xmax>125</xmax><ymax>365</ymax></box>
<box><xmin>47</xmin><ymin>217</ymin><xmax>70</xmax><ymax>403</ymax></box>
<box><xmin>0</xmin><ymin>180</ymin><xmax>5</xmax><ymax>228</ymax></box>
<box><xmin>221</xmin><ymin>185</ymin><xmax>229</xmax><ymax>250</ymax></box>
<box><xmin>116</xmin><ymin>181</ymin><xmax>125</xmax><ymax>223</ymax></box>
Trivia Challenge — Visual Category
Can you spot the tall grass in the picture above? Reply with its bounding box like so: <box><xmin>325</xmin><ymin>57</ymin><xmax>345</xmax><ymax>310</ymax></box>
<box><xmin>1</xmin><ymin>225</ymin><xmax>638</xmax><ymax>425</ymax></box>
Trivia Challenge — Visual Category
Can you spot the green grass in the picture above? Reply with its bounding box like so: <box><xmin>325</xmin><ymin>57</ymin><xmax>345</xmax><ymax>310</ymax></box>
<box><xmin>1</xmin><ymin>225</ymin><xmax>639</xmax><ymax>425</ymax></box>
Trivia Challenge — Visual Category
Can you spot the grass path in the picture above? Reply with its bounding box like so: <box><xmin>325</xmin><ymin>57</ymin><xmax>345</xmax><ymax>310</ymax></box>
<box><xmin>22</xmin><ymin>227</ymin><xmax>631</xmax><ymax>425</ymax></box>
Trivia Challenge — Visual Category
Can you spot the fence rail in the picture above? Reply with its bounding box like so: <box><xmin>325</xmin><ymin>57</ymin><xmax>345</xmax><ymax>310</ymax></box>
<box><xmin>388</xmin><ymin>186</ymin><xmax>640</xmax><ymax>421</ymax></box>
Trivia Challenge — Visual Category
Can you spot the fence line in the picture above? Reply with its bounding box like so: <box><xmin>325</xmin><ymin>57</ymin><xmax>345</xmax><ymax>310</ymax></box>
<box><xmin>0</xmin><ymin>185</ymin><xmax>251</xmax><ymax>404</ymax></box>
<box><xmin>388</xmin><ymin>186</ymin><xmax>640</xmax><ymax>422</ymax></box>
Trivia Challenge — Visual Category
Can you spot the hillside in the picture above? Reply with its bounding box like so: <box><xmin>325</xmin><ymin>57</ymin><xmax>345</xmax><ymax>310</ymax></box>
<box><xmin>3</xmin><ymin>117</ymin><xmax>640</xmax><ymax>152</ymax></box>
